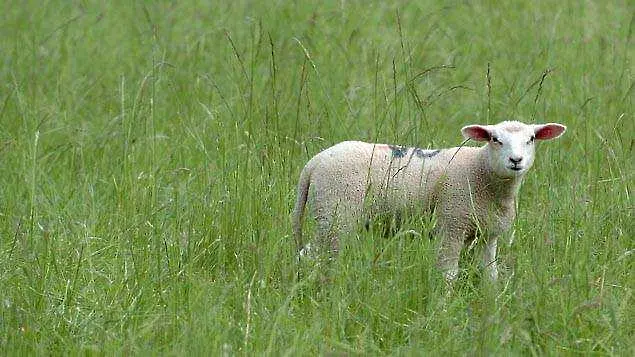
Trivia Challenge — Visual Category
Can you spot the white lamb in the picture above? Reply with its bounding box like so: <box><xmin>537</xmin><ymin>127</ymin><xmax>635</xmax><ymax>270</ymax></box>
<box><xmin>292</xmin><ymin>120</ymin><xmax>566</xmax><ymax>281</ymax></box>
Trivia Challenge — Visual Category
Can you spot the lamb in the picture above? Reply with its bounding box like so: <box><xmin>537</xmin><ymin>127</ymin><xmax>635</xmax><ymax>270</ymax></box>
<box><xmin>292</xmin><ymin>120</ymin><xmax>566</xmax><ymax>281</ymax></box>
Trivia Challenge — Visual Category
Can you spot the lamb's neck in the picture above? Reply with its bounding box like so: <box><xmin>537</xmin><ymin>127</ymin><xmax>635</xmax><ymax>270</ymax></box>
<box><xmin>490</xmin><ymin>174</ymin><xmax>523</xmax><ymax>202</ymax></box>
<box><xmin>477</xmin><ymin>147</ymin><xmax>524</xmax><ymax>201</ymax></box>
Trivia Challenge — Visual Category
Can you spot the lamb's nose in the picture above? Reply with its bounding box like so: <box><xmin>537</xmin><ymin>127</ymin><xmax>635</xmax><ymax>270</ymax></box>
<box><xmin>509</xmin><ymin>156</ymin><xmax>523</xmax><ymax>164</ymax></box>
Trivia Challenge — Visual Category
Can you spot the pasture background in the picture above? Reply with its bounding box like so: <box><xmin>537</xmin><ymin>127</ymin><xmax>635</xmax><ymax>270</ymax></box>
<box><xmin>0</xmin><ymin>1</ymin><xmax>633</xmax><ymax>355</ymax></box>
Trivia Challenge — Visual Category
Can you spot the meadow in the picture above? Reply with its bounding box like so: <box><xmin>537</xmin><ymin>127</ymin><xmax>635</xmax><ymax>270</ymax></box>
<box><xmin>0</xmin><ymin>1</ymin><xmax>633</xmax><ymax>355</ymax></box>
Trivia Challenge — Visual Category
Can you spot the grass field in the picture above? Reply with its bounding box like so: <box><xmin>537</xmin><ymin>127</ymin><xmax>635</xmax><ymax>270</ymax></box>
<box><xmin>0</xmin><ymin>1</ymin><xmax>633</xmax><ymax>355</ymax></box>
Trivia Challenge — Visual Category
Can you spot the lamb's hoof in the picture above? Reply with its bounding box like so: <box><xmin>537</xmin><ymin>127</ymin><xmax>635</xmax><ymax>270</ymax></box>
<box><xmin>299</xmin><ymin>243</ymin><xmax>313</xmax><ymax>258</ymax></box>
<box><xmin>296</xmin><ymin>243</ymin><xmax>317</xmax><ymax>264</ymax></box>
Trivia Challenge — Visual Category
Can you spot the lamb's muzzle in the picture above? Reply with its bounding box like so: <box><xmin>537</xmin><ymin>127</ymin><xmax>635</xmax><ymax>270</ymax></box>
<box><xmin>292</xmin><ymin>120</ymin><xmax>566</xmax><ymax>281</ymax></box>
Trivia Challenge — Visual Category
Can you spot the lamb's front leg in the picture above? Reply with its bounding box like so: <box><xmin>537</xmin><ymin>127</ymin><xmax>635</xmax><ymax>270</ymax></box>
<box><xmin>436</xmin><ymin>229</ymin><xmax>465</xmax><ymax>282</ymax></box>
<box><xmin>482</xmin><ymin>236</ymin><xmax>498</xmax><ymax>281</ymax></box>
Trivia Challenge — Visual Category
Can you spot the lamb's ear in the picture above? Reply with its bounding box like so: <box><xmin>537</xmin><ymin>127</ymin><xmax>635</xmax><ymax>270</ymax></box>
<box><xmin>534</xmin><ymin>123</ymin><xmax>566</xmax><ymax>140</ymax></box>
<box><xmin>461</xmin><ymin>125</ymin><xmax>491</xmax><ymax>141</ymax></box>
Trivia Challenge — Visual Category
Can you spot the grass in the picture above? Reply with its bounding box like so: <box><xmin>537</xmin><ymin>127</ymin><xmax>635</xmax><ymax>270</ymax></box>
<box><xmin>0</xmin><ymin>0</ymin><xmax>633</xmax><ymax>355</ymax></box>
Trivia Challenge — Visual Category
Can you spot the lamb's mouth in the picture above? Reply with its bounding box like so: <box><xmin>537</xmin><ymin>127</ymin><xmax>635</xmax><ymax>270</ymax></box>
<box><xmin>509</xmin><ymin>166</ymin><xmax>523</xmax><ymax>171</ymax></box>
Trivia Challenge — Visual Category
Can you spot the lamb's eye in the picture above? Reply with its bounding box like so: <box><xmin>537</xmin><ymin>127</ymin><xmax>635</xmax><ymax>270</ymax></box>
<box><xmin>527</xmin><ymin>135</ymin><xmax>535</xmax><ymax>144</ymax></box>
<box><xmin>491</xmin><ymin>136</ymin><xmax>502</xmax><ymax>145</ymax></box>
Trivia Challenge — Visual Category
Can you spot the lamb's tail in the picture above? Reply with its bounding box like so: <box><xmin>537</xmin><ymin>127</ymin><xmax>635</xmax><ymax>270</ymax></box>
<box><xmin>292</xmin><ymin>161</ymin><xmax>313</xmax><ymax>252</ymax></box>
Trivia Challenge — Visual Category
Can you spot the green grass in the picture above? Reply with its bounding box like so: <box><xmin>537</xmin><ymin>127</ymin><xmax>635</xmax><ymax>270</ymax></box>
<box><xmin>0</xmin><ymin>0</ymin><xmax>633</xmax><ymax>355</ymax></box>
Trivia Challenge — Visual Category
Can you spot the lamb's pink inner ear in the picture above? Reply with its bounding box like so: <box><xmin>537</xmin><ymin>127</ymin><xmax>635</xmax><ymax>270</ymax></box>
<box><xmin>534</xmin><ymin>123</ymin><xmax>566</xmax><ymax>140</ymax></box>
<box><xmin>461</xmin><ymin>125</ymin><xmax>491</xmax><ymax>142</ymax></box>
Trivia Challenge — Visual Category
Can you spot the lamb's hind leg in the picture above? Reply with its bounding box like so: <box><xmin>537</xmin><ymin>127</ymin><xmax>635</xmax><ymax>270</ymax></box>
<box><xmin>315</xmin><ymin>206</ymin><xmax>359</xmax><ymax>254</ymax></box>
<box><xmin>308</xmin><ymin>181</ymin><xmax>365</xmax><ymax>257</ymax></box>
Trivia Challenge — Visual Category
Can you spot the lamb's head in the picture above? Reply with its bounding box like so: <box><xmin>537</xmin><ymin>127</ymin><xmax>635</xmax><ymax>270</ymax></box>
<box><xmin>461</xmin><ymin>120</ymin><xmax>566</xmax><ymax>178</ymax></box>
